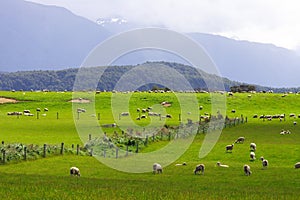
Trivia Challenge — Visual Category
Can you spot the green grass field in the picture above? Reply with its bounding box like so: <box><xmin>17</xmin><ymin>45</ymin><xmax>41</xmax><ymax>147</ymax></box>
<box><xmin>0</xmin><ymin>91</ymin><xmax>299</xmax><ymax>199</ymax></box>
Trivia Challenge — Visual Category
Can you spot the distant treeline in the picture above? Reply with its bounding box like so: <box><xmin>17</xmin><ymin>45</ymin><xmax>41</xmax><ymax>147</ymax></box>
<box><xmin>0</xmin><ymin>62</ymin><xmax>297</xmax><ymax>93</ymax></box>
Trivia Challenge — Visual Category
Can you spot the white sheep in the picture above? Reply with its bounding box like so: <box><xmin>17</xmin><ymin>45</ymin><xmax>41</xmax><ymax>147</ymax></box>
<box><xmin>235</xmin><ymin>137</ymin><xmax>245</xmax><ymax>144</ymax></box>
<box><xmin>250</xmin><ymin>143</ymin><xmax>256</xmax><ymax>151</ymax></box>
<box><xmin>226</xmin><ymin>144</ymin><xmax>234</xmax><ymax>152</ymax></box>
<box><xmin>243</xmin><ymin>164</ymin><xmax>252</xmax><ymax>176</ymax></box>
<box><xmin>260</xmin><ymin>156</ymin><xmax>269</xmax><ymax>169</ymax></box>
<box><xmin>175</xmin><ymin>162</ymin><xmax>187</xmax><ymax>166</ymax></box>
<box><xmin>295</xmin><ymin>162</ymin><xmax>300</xmax><ymax>169</ymax></box>
<box><xmin>216</xmin><ymin>161</ymin><xmax>229</xmax><ymax>168</ymax></box>
<box><xmin>153</xmin><ymin>163</ymin><xmax>163</xmax><ymax>174</ymax></box>
<box><xmin>250</xmin><ymin>152</ymin><xmax>256</xmax><ymax>161</ymax></box>
<box><xmin>194</xmin><ymin>164</ymin><xmax>205</xmax><ymax>175</ymax></box>
<box><xmin>70</xmin><ymin>167</ymin><xmax>80</xmax><ymax>176</ymax></box>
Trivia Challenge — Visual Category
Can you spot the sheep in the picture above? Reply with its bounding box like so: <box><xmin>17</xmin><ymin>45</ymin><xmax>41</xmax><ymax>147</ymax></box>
<box><xmin>121</xmin><ymin>112</ymin><xmax>129</xmax><ymax>116</ymax></box>
<box><xmin>153</xmin><ymin>163</ymin><xmax>163</xmax><ymax>174</ymax></box>
<box><xmin>226</xmin><ymin>144</ymin><xmax>234</xmax><ymax>152</ymax></box>
<box><xmin>294</xmin><ymin>121</ymin><xmax>297</xmax><ymax>126</ymax></box>
<box><xmin>231</xmin><ymin>109</ymin><xmax>236</xmax><ymax>113</ymax></box>
<box><xmin>194</xmin><ymin>164</ymin><xmax>205</xmax><ymax>175</ymax></box>
<box><xmin>295</xmin><ymin>162</ymin><xmax>300</xmax><ymax>169</ymax></box>
<box><xmin>140</xmin><ymin>115</ymin><xmax>147</xmax><ymax>119</ymax></box>
<box><xmin>250</xmin><ymin>152</ymin><xmax>256</xmax><ymax>161</ymax></box>
<box><xmin>166</xmin><ymin>114</ymin><xmax>172</xmax><ymax>118</ymax></box>
<box><xmin>235</xmin><ymin>137</ymin><xmax>245</xmax><ymax>144</ymax></box>
<box><xmin>290</xmin><ymin>113</ymin><xmax>296</xmax><ymax>118</ymax></box>
<box><xmin>243</xmin><ymin>164</ymin><xmax>252</xmax><ymax>176</ymax></box>
<box><xmin>250</xmin><ymin>143</ymin><xmax>256</xmax><ymax>151</ymax></box>
<box><xmin>44</xmin><ymin>108</ymin><xmax>48</xmax><ymax>112</ymax></box>
<box><xmin>216</xmin><ymin>161</ymin><xmax>229</xmax><ymax>168</ymax></box>
<box><xmin>175</xmin><ymin>162</ymin><xmax>187</xmax><ymax>166</ymax></box>
<box><xmin>253</xmin><ymin>114</ymin><xmax>258</xmax><ymax>118</ymax></box>
<box><xmin>70</xmin><ymin>167</ymin><xmax>80</xmax><ymax>176</ymax></box>
<box><xmin>260</xmin><ymin>156</ymin><xmax>269</xmax><ymax>169</ymax></box>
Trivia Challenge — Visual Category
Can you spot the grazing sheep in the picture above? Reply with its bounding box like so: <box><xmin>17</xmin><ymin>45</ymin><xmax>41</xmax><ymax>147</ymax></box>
<box><xmin>250</xmin><ymin>152</ymin><xmax>256</xmax><ymax>161</ymax></box>
<box><xmin>166</xmin><ymin>114</ymin><xmax>172</xmax><ymax>118</ymax></box>
<box><xmin>121</xmin><ymin>112</ymin><xmax>129</xmax><ymax>116</ymax></box>
<box><xmin>235</xmin><ymin>137</ymin><xmax>245</xmax><ymax>144</ymax></box>
<box><xmin>70</xmin><ymin>167</ymin><xmax>80</xmax><ymax>176</ymax></box>
<box><xmin>216</xmin><ymin>161</ymin><xmax>229</xmax><ymax>168</ymax></box>
<box><xmin>243</xmin><ymin>164</ymin><xmax>252</xmax><ymax>176</ymax></box>
<box><xmin>153</xmin><ymin>163</ymin><xmax>163</xmax><ymax>174</ymax></box>
<box><xmin>36</xmin><ymin>108</ymin><xmax>41</xmax><ymax>112</ymax></box>
<box><xmin>140</xmin><ymin>115</ymin><xmax>147</xmax><ymax>119</ymax></box>
<box><xmin>290</xmin><ymin>113</ymin><xmax>296</xmax><ymax>118</ymax></box>
<box><xmin>226</xmin><ymin>144</ymin><xmax>234</xmax><ymax>152</ymax></box>
<box><xmin>175</xmin><ymin>162</ymin><xmax>187</xmax><ymax>166</ymax></box>
<box><xmin>253</xmin><ymin>114</ymin><xmax>258</xmax><ymax>118</ymax></box>
<box><xmin>231</xmin><ymin>109</ymin><xmax>236</xmax><ymax>113</ymax></box>
<box><xmin>294</xmin><ymin>121</ymin><xmax>297</xmax><ymax>126</ymax></box>
<box><xmin>295</xmin><ymin>162</ymin><xmax>300</xmax><ymax>169</ymax></box>
<box><xmin>260</xmin><ymin>157</ymin><xmax>269</xmax><ymax>169</ymax></box>
<box><xmin>194</xmin><ymin>164</ymin><xmax>205</xmax><ymax>175</ymax></box>
<box><xmin>250</xmin><ymin>143</ymin><xmax>256</xmax><ymax>151</ymax></box>
<box><xmin>44</xmin><ymin>108</ymin><xmax>48</xmax><ymax>112</ymax></box>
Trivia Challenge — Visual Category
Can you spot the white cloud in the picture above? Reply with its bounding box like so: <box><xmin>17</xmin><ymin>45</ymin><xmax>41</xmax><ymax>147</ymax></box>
<box><xmin>26</xmin><ymin>0</ymin><xmax>300</xmax><ymax>49</ymax></box>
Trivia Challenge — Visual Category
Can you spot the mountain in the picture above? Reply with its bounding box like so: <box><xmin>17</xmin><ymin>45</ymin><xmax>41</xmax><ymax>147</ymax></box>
<box><xmin>0</xmin><ymin>0</ymin><xmax>110</xmax><ymax>71</ymax></box>
<box><xmin>1</xmin><ymin>0</ymin><xmax>300</xmax><ymax>88</ymax></box>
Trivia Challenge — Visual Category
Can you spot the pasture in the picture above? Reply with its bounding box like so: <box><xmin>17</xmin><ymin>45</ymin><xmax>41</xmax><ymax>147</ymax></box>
<box><xmin>0</xmin><ymin>90</ymin><xmax>299</xmax><ymax>199</ymax></box>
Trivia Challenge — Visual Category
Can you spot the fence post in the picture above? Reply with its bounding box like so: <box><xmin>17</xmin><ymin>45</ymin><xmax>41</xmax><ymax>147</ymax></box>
<box><xmin>98</xmin><ymin>113</ymin><xmax>100</xmax><ymax>120</ymax></box>
<box><xmin>24</xmin><ymin>146</ymin><xmax>27</xmax><ymax>160</ymax></box>
<box><xmin>116</xmin><ymin>148</ymin><xmax>119</xmax><ymax>158</ymax></box>
<box><xmin>2</xmin><ymin>150</ymin><xmax>5</xmax><ymax>164</ymax></box>
<box><xmin>90</xmin><ymin>148</ymin><xmax>93</xmax><ymax>156</ymax></box>
<box><xmin>168</xmin><ymin>132</ymin><xmax>171</xmax><ymax>141</ymax></box>
<box><xmin>161</xmin><ymin>132</ymin><xmax>163</xmax><ymax>140</ymax></box>
<box><xmin>152</xmin><ymin>133</ymin><xmax>155</xmax><ymax>141</ymax></box>
<box><xmin>37</xmin><ymin>112</ymin><xmax>39</xmax><ymax>119</ymax></box>
<box><xmin>76</xmin><ymin>144</ymin><xmax>79</xmax><ymax>155</ymax></box>
<box><xmin>57</xmin><ymin>112</ymin><xmax>59</xmax><ymax>119</ymax></box>
<box><xmin>60</xmin><ymin>142</ymin><xmax>64</xmax><ymax>155</ymax></box>
<box><xmin>135</xmin><ymin>141</ymin><xmax>139</xmax><ymax>153</ymax></box>
<box><xmin>103</xmin><ymin>149</ymin><xmax>106</xmax><ymax>158</ymax></box>
<box><xmin>89</xmin><ymin>134</ymin><xmax>92</xmax><ymax>141</ymax></box>
<box><xmin>126</xmin><ymin>145</ymin><xmax>129</xmax><ymax>157</ymax></box>
<box><xmin>43</xmin><ymin>144</ymin><xmax>47</xmax><ymax>158</ymax></box>
<box><xmin>179</xmin><ymin>114</ymin><xmax>181</xmax><ymax>121</ymax></box>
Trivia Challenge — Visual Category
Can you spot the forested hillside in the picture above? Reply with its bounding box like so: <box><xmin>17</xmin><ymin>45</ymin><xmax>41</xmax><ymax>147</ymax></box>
<box><xmin>0</xmin><ymin>62</ymin><xmax>295</xmax><ymax>92</ymax></box>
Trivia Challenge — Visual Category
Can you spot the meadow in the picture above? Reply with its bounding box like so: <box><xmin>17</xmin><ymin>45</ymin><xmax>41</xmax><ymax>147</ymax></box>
<box><xmin>0</xmin><ymin>90</ymin><xmax>299</xmax><ymax>199</ymax></box>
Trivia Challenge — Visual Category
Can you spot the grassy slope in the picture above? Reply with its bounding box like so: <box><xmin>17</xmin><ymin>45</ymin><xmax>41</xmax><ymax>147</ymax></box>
<box><xmin>0</xmin><ymin>91</ymin><xmax>299</xmax><ymax>199</ymax></box>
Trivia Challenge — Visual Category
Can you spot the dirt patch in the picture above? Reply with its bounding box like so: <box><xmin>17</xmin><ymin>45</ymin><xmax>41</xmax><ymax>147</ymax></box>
<box><xmin>68</xmin><ymin>98</ymin><xmax>91</xmax><ymax>103</ymax></box>
<box><xmin>0</xmin><ymin>98</ymin><xmax>17</xmax><ymax>104</ymax></box>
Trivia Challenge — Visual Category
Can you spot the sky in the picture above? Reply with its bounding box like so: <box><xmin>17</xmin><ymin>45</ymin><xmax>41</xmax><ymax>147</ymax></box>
<box><xmin>26</xmin><ymin>0</ymin><xmax>300</xmax><ymax>51</ymax></box>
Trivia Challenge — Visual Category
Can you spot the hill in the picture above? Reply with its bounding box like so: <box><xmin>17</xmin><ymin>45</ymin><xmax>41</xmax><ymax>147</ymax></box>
<box><xmin>0</xmin><ymin>62</ymin><xmax>295</xmax><ymax>92</ymax></box>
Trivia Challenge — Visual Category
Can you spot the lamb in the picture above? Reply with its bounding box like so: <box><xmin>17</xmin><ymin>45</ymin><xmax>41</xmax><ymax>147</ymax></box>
<box><xmin>295</xmin><ymin>162</ymin><xmax>300</xmax><ymax>169</ymax></box>
<box><xmin>260</xmin><ymin>156</ymin><xmax>269</xmax><ymax>169</ymax></box>
<box><xmin>121</xmin><ymin>112</ymin><xmax>129</xmax><ymax>116</ymax></box>
<box><xmin>235</xmin><ymin>137</ymin><xmax>245</xmax><ymax>143</ymax></box>
<box><xmin>250</xmin><ymin>152</ymin><xmax>256</xmax><ymax>161</ymax></box>
<box><xmin>226</xmin><ymin>144</ymin><xmax>234</xmax><ymax>152</ymax></box>
<box><xmin>243</xmin><ymin>164</ymin><xmax>252</xmax><ymax>176</ymax></box>
<box><xmin>250</xmin><ymin>143</ymin><xmax>256</xmax><ymax>151</ymax></box>
<box><xmin>194</xmin><ymin>164</ymin><xmax>205</xmax><ymax>175</ymax></box>
<box><xmin>216</xmin><ymin>161</ymin><xmax>229</xmax><ymax>168</ymax></box>
<box><xmin>70</xmin><ymin>167</ymin><xmax>80</xmax><ymax>176</ymax></box>
<box><xmin>153</xmin><ymin>163</ymin><xmax>163</xmax><ymax>174</ymax></box>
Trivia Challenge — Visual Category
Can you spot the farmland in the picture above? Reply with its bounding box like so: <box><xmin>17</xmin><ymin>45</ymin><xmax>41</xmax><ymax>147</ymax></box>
<box><xmin>0</xmin><ymin>90</ymin><xmax>299</xmax><ymax>199</ymax></box>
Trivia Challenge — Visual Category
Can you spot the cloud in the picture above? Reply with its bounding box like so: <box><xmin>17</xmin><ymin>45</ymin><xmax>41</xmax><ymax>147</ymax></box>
<box><xmin>26</xmin><ymin>0</ymin><xmax>300</xmax><ymax>49</ymax></box>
